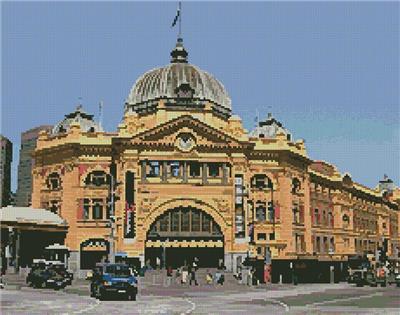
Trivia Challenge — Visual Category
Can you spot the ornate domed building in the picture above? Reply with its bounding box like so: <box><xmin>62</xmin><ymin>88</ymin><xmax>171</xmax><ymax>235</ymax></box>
<box><xmin>31</xmin><ymin>38</ymin><xmax>400</xmax><ymax>281</ymax></box>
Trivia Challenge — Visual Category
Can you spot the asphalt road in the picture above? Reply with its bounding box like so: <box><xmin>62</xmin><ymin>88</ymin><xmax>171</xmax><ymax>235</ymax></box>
<box><xmin>1</xmin><ymin>283</ymin><xmax>399</xmax><ymax>314</ymax></box>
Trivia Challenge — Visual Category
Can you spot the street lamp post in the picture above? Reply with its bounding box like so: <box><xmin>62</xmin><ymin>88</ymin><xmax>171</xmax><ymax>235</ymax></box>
<box><xmin>108</xmin><ymin>173</ymin><xmax>116</xmax><ymax>264</ymax></box>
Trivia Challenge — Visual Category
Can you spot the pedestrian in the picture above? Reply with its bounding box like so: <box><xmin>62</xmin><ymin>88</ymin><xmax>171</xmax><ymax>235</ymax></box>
<box><xmin>206</xmin><ymin>270</ymin><xmax>213</xmax><ymax>285</ymax></box>
<box><xmin>156</xmin><ymin>257</ymin><xmax>161</xmax><ymax>270</ymax></box>
<box><xmin>175</xmin><ymin>267</ymin><xmax>181</xmax><ymax>285</ymax></box>
<box><xmin>247</xmin><ymin>268</ymin><xmax>252</xmax><ymax>286</ymax></box>
<box><xmin>165</xmin><ymin>266</ymin><xmax>173</xmax><ymax>286</ymax></box>
<box><xmin>189</xmin><ymin>264</ymin><xmax>198</xmax><ymax>286</ymax></box>
<box><xmin>181</xmin><ymin>265</ymin><xmax>188</xmax><ymax>285</ymax></box>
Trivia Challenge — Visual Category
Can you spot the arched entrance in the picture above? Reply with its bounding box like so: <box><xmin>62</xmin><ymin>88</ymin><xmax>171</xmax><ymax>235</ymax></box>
<box><xmin>80</xmin><ymin>238</ymin><xmax>109</xmax><ymax>270</ymax></box>
<box><xmin>145</xmin><ymin>207</ymin><xmax>224</xmax><ymax>268</ymax></box>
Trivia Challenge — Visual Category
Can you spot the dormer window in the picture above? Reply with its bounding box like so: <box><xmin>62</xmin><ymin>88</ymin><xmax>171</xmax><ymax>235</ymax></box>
<box><xmin>88</xmin><ymin>127</ymin><xmax>95</xmax><ymax>133</ymax></box>
<box><xmin>175</xmin><ymin>83</ymin><xmax>195</xmax><ymax>99</ymax></box>
<box><xmin>58</xmin><ymin>126</ymin><xmax>66</xmax><ymax>133</ymax></box>
<box><xmin>85</xmin><ymin>171</ymin><xmax>109</xmax><ymax>187</ymax></box>
<box><xmin>251</xmin><ymin>174</ymin><xmax>273</xmax><ymax>190</ymax></box>
<box><xmin>47</xmin><ymin>172</ymin><xmax>61</xmax><ymax>190</ymax></box>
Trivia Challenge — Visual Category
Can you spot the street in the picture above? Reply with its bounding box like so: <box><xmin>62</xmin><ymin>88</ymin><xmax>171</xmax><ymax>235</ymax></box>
<box><xmin>1</xmin><ymin>280</ymin><xmax>399</xmax><ymax>314</ymax></box>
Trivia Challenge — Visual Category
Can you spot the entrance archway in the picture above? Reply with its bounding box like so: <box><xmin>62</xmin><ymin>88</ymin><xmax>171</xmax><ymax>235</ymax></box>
<box><xmin>80</xmin><ymin>238</ymin><xmax>109</xmax><ymax>270</ymax></box>
<box><xmin>145</xmin><ymin>206</ymin><xmax>224</xmax><ymax>268</ymax></box>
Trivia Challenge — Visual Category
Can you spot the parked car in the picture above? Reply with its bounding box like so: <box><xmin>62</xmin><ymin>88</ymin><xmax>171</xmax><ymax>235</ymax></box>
<box><xmin>387</xmin><ymin>272</ymin><xmax>400</xmax><ymax>287</ymax></box>
<box><xmin>90</xmin><ymin>263</ymin><xmax>138</xmax><ymax>301</ymax></box>
<box><xmin>50</xmin><ymin>263</ymin><xmax>73</xmax><ymax>285</ymax></box>
<box><xmin>355</xmin><ymin>270</ymin><xmax>377</xmax><ymax>287</ymax></box>
<box><xmin>27</xmin><ymin>261</ymin><xmax>70</xmax><ymax>290</ymax></box>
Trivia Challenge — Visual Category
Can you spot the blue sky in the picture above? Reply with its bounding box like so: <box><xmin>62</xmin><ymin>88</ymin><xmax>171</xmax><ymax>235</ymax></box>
<box><xmin>1</xmin><ymin>1</ymin><xmax>399</xmax><ymax>191</ymax></box>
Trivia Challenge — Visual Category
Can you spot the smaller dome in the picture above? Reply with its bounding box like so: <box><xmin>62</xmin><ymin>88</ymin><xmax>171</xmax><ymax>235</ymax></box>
<box><xmin>52</xmin><ymin>105</ymin><xmax>102</xmax><ymax>135</ymax></box>
<box><xmin>250</xmin><ymin>113</ymin><xmax>292</xmax><ymax>140</ymax></box>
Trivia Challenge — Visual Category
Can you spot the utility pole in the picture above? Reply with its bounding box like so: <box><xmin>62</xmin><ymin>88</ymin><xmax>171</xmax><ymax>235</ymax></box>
<box><xmin>108</xmin><ymin>173</ymin><xmax>116</xmax><ymax>264</ymax></box>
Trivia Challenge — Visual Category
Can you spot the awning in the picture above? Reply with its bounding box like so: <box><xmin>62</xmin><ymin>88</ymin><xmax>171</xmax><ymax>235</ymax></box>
<box><xmin>0</xmin><ymin>206</ymin><xmax>67</xmax><ymax>231</ymax></box>
<box><xmin>146</xmin><ymin>240</ymin><xmax>223</xmax><ymax>248</ymax></box>
<box><xmin>45</xmin><ymin>243</ymin><xmax>70</xmax><ymax>251</ymax></box>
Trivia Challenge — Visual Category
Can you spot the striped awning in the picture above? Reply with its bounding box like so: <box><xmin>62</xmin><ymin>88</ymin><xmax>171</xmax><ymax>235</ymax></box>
<box><xmin>146</xmin><ymin>240</ymin><xmax>223</xmax><ymax>248</ymax></box>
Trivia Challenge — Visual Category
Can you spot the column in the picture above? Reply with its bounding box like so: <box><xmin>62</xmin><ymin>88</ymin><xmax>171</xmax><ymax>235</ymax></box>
<box><xmin>15</xmin><ymin>229</ymin><xmax>20</xmax><ymax>272</ymax></box>
<box><xmin>222</xmin><ymin>163</ymin><xmax>228</xmax><ymax>185</ymax></box>
<box><xmin>182</xmin><ymin>161</ymin><xmax>188</xmax><ymax>183</ymax></box>
<box><xmin>141</xmin><ymin>160</ymin><xmax>147</xmax><ymax>182</ymax></box>
<box><xmin>202</xmin><ymin>163</ymin><xmax>208</xmax><ymax>185</ymax></box>
<box><xmin>162</xmin><ymin>161</ymin><xmax>168</xmax><ymax>182</ymax></box>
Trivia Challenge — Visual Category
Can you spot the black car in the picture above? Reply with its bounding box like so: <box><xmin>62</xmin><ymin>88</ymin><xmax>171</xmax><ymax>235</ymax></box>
<box><xmin>90</xmin><ymin>263</ymin><xmax>138</xmax><ymax>301</ymax></box>
<box><xmin>50</xmin><ymin>264</ymin><xmax>73</xmax><ymax>285</ymax></box>
<box><xmin>27</xmin><ymin>263</ymin><xmax>69</xmax><ymax>290</ymax></box>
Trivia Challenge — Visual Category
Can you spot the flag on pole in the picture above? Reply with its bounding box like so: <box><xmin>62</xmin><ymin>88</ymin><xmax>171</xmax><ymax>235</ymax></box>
<box><xmin>171</xmin><ymin>2</ymin><xmax>181</xmax><ymax>27</ymax></box>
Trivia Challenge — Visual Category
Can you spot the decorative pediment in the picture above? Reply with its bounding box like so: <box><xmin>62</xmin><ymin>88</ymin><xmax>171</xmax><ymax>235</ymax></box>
<box><xmin>127</xmin><ymin>115</ymin><xmax>252</xmax><ymax>151</ymax></box>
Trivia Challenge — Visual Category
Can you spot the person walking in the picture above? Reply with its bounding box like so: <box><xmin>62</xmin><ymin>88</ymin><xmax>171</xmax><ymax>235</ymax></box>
<box><xmin>189</xmin><ymin>263</ymin><xmax>198</xmax><ymax>286</ymax></box>
<box><xmin>247</xmin><ymin>268</ymin><xmax>253</xmax><ymax>286</ymax></box>
<box><xmin>206</xmin><ymin>270</ymin><xmax>213</xmax><ymax>285</ymax></box>
<box><xmin>166</xmin><ymin>266</ymin><xmax>173</xmax><ymax>286</ymax></box>
<box><xmin>181</xmin><ymin>265</ymin><xmax>188</xmax><ymax>285</ymax></box>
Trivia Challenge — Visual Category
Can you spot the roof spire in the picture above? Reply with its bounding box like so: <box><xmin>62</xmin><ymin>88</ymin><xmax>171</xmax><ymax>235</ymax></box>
<box><xmin>170</xmin><ymin>2</ymin><xmax>187</xmax><ymax>63</ymax></box>
<box><xmin>170</xmin><ymin>37</ymin><xmax>188</xmax><ymax>63</ymax></box>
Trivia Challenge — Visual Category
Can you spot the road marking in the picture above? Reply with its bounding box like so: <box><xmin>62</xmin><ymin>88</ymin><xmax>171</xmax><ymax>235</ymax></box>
<box><xmin>306</xmin><ymin>291</ymin><xmax>383</xmax><ymax>307</ymax></box>
<box><xmin>265</xmin><ymin>298</ymin><xmax>290</xmax><ymax>312</ymax></box>
<box><xmin>72</xmin><ymin>299</ymin><xmax>101</xmax><ymax>314</ymax></box>
<box><xmin>182</xmin><ymin>297</ymin><xmax>196</xmax><ymax>314</ymax></box>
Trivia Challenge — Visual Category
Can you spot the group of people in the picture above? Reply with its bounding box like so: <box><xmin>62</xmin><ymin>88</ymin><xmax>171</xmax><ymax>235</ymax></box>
<box><xmin>163</xmin><ymin>259</ymin><xmax>227</xmax><ymax>286</ymax></box>
<box><xmin>234</xmin><ymin>266</ymin><xmax>260</xmax><ymax>286</ymax></box>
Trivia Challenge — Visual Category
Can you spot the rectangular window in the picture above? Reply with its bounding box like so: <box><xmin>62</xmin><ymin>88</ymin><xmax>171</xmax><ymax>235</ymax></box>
<box><xmin>267</xmin><ymin>202</ymin><xmax>274</xmax><ymax>222</ymax></box>
<box><xmin>202</xmin><ymin>215</ymin><xmax>211</xmax><ymax>232</ymax></box>
<box><xmin>314</xmin><ymin>209</ymin><xmax>319</xmax><ymax>225</ymax></box>
<box><xmin>189</xmin><ymin>162</ymin><xmax>200</xmax><ymax>177</ymax></box>
<box><xmin>316</xmin><ymin>236</ymin><xmax>321</xmax><ymax>253</ymax></box>
<box><xmin>192</xmin><ymin>211</ymin><xmax>200</xmax><ymax>232</ymax></box>
<box><xmin>170</xmin><ymin>161</ymin><xmax>180</xmax><ymax>177</ymax></box>
<box><xmin>258</xmin><ymin>233</ymin><xmax>266</xmax><ymax>241</ymax></box>
<box><xmin>208</xmin><ymin>163</ymin><xmax>220</xmax><ymax>177</ymax></box>
<box><xmin>92</xmin><ymin>199</ymin><xmax>103</xmax><ymax>220</ymax></box>
<box><xmin>293</xmin><ymin>207</ymin><xmax>299</xmax><ymax>224</ymax></box>
<box><xmin>171</xmin><ymin>211</ymin><xmax>180</xmax><ymax>232</ymax></box>
<box><xmin>256</xmin><ymin>204</ymin><xmax>266</xmax><ymax>221</ymax></box>
<box><xmin>269</xmin><ymin>232</ymin><xmax>275</xmax><ymax>241</ymax></box>
<box><xmin>83</xmin><ymin>198</ymin><xmax>90</xmax><ymax>220</ymax></box>
<box><xmin>148</xmin><ymin>161</ymin><xmax>160</xmax><ymax>177</ymax></box>
<box><xmin>181</xmin><ymin>210</ymin><xmax>190</xmax><ymax>231</ymax></box>
<box><xmin>159</xmin><ymin>215</ymin><xmax>169</xmax><ymax>232</ymax></box>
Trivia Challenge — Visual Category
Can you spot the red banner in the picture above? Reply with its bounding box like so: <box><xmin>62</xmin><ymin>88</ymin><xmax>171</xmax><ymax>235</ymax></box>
<box><xmin>77</xmin><ymin>199</ymin><xmax>84</xmax><ymax>220</ymax></box>
<box><xmin>274</xmin><ymin>205</ymin><xmax>280</xmax><ymax>220</ymax></box>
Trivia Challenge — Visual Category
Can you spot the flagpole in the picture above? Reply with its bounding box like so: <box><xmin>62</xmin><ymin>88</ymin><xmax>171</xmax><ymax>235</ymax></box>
<box><xmin>178</xmin><ymin>1</ymin><xmax>182</xmax><ymax>39</ymax></box>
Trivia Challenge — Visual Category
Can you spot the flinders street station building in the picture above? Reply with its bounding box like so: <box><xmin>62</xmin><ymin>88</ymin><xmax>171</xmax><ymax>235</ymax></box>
<box><xmin>30</xmin><ymin>38</ymin><xmax>400</xmax><ymax>282</ymax></box>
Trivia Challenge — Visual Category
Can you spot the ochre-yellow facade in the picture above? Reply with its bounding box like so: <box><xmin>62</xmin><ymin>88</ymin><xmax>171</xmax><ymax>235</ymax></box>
<box><xmin>31</xmin><ymin>39</ymin><xmax>400</xmax><ymax>276</ymax></box>
<box><xmin>31</xmin><ymin>103</ymin><xmax>400</xmax><ymax>272</ymax></box>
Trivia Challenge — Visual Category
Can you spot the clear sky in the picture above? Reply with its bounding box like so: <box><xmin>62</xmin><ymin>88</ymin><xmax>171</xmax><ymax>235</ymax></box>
<box><xmin>1</xmin><ymin>1</ymin><xmax>399</xmax><ymax>192</ymax></box>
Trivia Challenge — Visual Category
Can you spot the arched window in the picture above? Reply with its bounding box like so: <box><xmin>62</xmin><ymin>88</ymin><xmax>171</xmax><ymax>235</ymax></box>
<box><xmin>85</xmin><ymin>170</ymin><xmax>109</xmax><ymax>187</ymax></box>
<box><xmin>251</xmin><ymin>174</ymin><xmax>273</xmax><ymax>190</ymax></box>
<box><xmin>47</xmin><ymin>172</ymin><xmax>61</xmax><ymax>190</ymax></box>
<box><xmin>291</xmin><ymin>178</ymin><xmax>301</xmax><ymax>194</ymax></box>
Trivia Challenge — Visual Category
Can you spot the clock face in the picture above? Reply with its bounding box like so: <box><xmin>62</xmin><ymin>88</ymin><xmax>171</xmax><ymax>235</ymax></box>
<box><xmin>177</xmin><ymin>134</ymin><xmax>195</xmax><ymax>151</ymax></box>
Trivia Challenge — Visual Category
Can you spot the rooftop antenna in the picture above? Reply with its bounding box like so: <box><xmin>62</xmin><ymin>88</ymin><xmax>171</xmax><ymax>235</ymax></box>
<box><xmin>99</xmin><ymin>101</ymin><xmax>103</xmax><ymax>130</ymax></box>
<box><xmin>77</xmin><ymin>97</ymin><xmax>83</xmax><ymax>111</ymax></box>
<box><xmin>255</xmin><ymin>108</ymin><xmax>260</xmax><ymax>137</ymax></box>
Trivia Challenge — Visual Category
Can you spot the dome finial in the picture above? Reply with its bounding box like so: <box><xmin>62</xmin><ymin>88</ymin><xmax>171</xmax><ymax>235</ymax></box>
<box><xmin>170</xmin><ymin>37</ymin><xmax>188</xmax><ymax>63</ymax></box>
